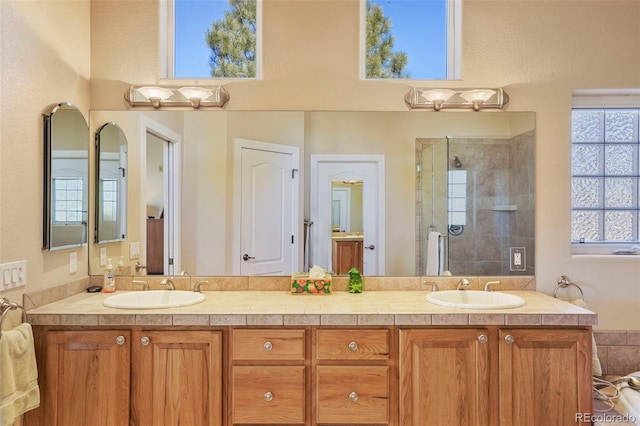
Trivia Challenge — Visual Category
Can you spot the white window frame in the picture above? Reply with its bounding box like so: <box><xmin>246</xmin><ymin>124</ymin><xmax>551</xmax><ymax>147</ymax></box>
<box><xmin>571</xmin><ymin>89</ymin><xmax>640</xmax><ymax>255</ymax></box>
<box><xmin>359</xmin><ymin>0</ymin><xmax>461</xmax><ymax>80</ymax></box>
<box><xmin>161</xmin><ymin>0</ymin><xmax>263</xmax><ymax>81</ymax></box>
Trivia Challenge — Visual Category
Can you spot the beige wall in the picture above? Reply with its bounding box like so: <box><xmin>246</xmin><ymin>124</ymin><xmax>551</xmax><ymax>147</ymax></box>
<box><xmin>1</xmin><ymin>0</ymin><xmax>639</xmax><ymax>329</ymax></box>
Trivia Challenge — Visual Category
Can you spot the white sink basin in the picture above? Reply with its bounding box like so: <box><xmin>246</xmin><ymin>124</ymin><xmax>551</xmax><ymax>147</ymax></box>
<box><xmin>103</xmin><ymin>290</ymin><xmax>205</xmax><ymax>309</ymax></box>
<box><xmin>426</xmin><ymin>290</ymin><xmax>526</xmax><ymax>309</ymax></box>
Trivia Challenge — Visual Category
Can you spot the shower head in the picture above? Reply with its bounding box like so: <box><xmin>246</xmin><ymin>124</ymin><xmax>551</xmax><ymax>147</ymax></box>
<box><xmin>452</xmin><ymin>156</ymin><xmax>462</xmax><ymax>168</ymax></box>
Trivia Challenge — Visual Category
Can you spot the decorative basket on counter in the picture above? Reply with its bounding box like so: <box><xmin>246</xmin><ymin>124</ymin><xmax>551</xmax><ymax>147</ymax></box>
<box><xmin>291</xmin><ymin>273</ymin><xmax>332</xmax><ymax>294</ymax></box>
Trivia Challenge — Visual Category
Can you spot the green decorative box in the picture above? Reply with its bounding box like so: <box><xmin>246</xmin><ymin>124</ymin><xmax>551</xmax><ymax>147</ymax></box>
<box><xmin>291</xmin><ymin>273</ymin><xmax>332</xmax><ymax>294</ymax></box>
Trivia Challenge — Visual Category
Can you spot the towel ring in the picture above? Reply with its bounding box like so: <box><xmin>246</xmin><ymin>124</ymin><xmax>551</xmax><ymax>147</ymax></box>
<box><xmin>553</xmin><ymin>275</ymin><xmax>585</xmax><ymax>300</ymax></box>
<box><xmin>0</xmin><ymin>297</ymin><xmax>27</xmax><ymax>338</ymax></box>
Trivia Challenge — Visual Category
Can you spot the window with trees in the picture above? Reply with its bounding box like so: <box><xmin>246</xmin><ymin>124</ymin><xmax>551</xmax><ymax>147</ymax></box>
<box><xmin>166</xmin><ymin>0</ymin><xmax>260</xmax><ymax>79</ymax></box>
<box><xmin>363</xmin><ymin>0</ymin><xmax>460</xmax><ymax>80</ymax></box>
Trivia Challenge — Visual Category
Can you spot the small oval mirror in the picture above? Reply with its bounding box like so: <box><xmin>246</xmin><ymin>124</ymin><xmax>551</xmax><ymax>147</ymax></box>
<box><xmin>43</xmin><ymin>103</ymin><xmax>89</xmax><ymax>250</ymax></box>
<box><xmin>95</xmin><ymin>122</ymin><xmax>128</xmax><ymax>243</ymax></box>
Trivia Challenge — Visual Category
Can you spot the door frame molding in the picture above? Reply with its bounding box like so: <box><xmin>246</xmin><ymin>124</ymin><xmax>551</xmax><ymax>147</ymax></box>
<box><xmin>310</xmin><ymin>154</ymin><xmax>385</xmax><ymax>275</ymax></box>
<box><xmin>139</xmin><ymin>115</ymin><xmax>182</xmax><ymax>275</ymax></box>
<box><xmin>232</xmin><ymin>138</ymin><xmax>301</xmax><ymax>275</ymax></box>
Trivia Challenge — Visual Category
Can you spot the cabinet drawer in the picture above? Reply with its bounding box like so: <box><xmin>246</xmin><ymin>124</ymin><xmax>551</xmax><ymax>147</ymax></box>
<box><xmin>316</xmin><ymin>365</ymin><xmax>389</xmax><ymax>424</ymax></box>
<box><xmin>231</xmin><ymin>365</ymin><xmax>306</xmax><ymax>424</ymax></box>
<box><xmin>232</xmin><ymin>329</ymin><xmax>305</xmax><ymax>361</ymax></box>
<box><xmin>316</xmin><ymin>329</ymin><xmax>389</xmax><ymax>360</ymax></box>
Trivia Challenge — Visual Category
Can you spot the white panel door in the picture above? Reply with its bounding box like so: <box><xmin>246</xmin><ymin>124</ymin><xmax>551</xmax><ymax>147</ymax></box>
<box><xmin>239</xmin><ymin>145</ymin><xmax>297</xmax><ymax>275</ymax></box>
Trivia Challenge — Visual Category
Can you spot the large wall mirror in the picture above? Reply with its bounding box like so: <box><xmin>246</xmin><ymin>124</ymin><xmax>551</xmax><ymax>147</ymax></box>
<box><xmin>95</xmin><ymin>122</ymin><xmax>128</xmax><ymax>243</ymax></box>
<box><xmin>43</xmin><ymin>102</ymin><xmax>89</xmax><ymax>250</ymax></box>
<box><xmin>88</xmin><ymin>110</ymin><xmax>534</xmax><ymax>277</ymax></box>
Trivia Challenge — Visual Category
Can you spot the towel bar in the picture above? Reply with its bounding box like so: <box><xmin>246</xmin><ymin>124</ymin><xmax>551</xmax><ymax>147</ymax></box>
<box><xmin>0</xmin><ymin>297</ymin><xmax>27</xmax><ymax>338</ymax></box>
<box><xmin>553</xmin><ymin>275</ymin><xmax>585</xmax><ymax>300</ymax></box>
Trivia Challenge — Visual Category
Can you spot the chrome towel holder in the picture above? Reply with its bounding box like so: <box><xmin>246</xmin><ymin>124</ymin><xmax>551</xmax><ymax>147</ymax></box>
<box><xmin>0</xmin><ymin>297</ymin><xmax>27</xmax><ymax>339</ymax></box>
<box><xmin>553</xmin><ymin>275</ymin><xmax>585</xmax><ymax>300</ymax></box>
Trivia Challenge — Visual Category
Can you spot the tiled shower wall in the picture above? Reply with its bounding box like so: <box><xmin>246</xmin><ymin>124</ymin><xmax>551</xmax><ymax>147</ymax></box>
<box><xmin>416</xmin><ymin>131</ymin><xmax>535</xmax><ymax>276</ymax></box>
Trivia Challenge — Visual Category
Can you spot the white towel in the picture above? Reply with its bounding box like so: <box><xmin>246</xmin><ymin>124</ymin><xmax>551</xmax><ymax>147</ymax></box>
<box><xmin>426</xmin><ymin>231</ymin><xmax>441</xmax><ymax>275</ymax></box>
<box><xmin>569</xmin><ymin>298</ymin><xmax>603</xmax><ymax>376</ymax></box>
<box><xmin>0</xmin><ymin>323</ymin><xmax>40</xmax><ymax>426</ymax></box>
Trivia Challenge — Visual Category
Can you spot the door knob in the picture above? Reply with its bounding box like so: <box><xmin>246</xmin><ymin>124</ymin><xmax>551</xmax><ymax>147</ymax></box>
<box><xmin>365</xmin><ymin>244</ymin><xmax>375</xmax><ymax>250</ymax></box>
<box><xmin>242</xmin><ymin>254</ymin><xmax>255</xmax><ymax>261</ymax></box>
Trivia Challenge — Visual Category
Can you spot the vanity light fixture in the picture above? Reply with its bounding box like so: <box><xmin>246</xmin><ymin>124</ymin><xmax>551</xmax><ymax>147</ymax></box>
<box><xmin>124</xmin><ymin>85</ymin><xmax>230</xmax><ymax>109</ymax></box>
<box><xmin>404</xmin><ymin>87</ymin><xmax>509</xmax><ymax>111</ymax></box>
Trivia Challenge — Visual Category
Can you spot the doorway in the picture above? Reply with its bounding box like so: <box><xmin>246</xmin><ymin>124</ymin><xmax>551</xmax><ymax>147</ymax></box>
<box><xmin>310</xmin><ymin>155</ymin><xmax>385</xmax><ymax>275</ymax></box>
<box><xmin>140</xmin><ymin>116</ymin><xmax>181</xmax><ymax>276</ymax></box>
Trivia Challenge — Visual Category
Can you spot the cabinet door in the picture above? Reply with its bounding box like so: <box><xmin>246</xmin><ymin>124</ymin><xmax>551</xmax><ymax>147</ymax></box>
<box><xmin>499</xmin><ymin>328</ymin><xmax>592</xmax><ymax>426</ymax></box>
<box><xmin>333</xmin><ymin>240</ymin><xmax>363</xmax><ymax>274</ymax></box>
<box><xmin>231</xmin><ymin>365</ymin><xmax>306</xmax><ymax>424</ymax></box>
<box><xmin>399</xmin><ymin>329</ymin><xmax>490</xmax><ymax>426</ymax></box>
<box><xmin>131</xmin><ymin>330</ymin><xmax>222</xmax><ymax>426</ymax></box>
<box><xmin>316</xmin><ymin>365</ymin><xmax>389</xmax><ymax>425</ymax></box>
<box><xmin>44</xmin><ymin>330</ymin><xmax>130</xmax><ymax>426</ymax></box>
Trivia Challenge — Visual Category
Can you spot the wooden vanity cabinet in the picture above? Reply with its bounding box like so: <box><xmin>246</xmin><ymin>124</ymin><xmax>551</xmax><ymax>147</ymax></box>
<box><xmin>313</xmin><ymin>328</ymin><xmax>396</xmax><ymax>425</ymax></box>
<box><xmin>400</xmin><ymin>327</ymin><xmax>593</xmax><ymax>426</ymax></box>
<box><xmin>27</xmin><ymin>328</ymin><xmax>223</xmax><ymax>426</ymax></box>
<box><xmin>27</xmin><ymin>329</ymin><xmax>132</xmax><ymax>426</ymax></box>
<box><xmin>228</xmin><ymin>328</ymin><xmax>309</xmax><ymax>425</ymax></box>
<box><xmin>131</xmin><ymin>329</ymin><xmax>223</xmax><ymax>426</ymax></box>
<box><xmin>332</xmin><ymin>239</ymin><xmax>363</xmax><ymax>275</ymax></box>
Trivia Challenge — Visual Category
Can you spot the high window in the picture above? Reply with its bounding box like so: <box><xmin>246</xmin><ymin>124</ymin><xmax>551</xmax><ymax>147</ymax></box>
<box><xmin>165</xmin><ymin>0</ymin><xmax>260</xmax><ymax>79</ymax></box>
<box><xmin>571</xmin><ymin>93</ymin><xmax>640</xmax><ymax>254</ymax></box>
<box><xmin>53</xmin><ymin>178</ymin><xmax>85</xmax><ymax>223</ymax></box>
<box><xmin>362</xmin><ymin>0</ymin><xmax>460</xmax><ymax>80</ymax></box>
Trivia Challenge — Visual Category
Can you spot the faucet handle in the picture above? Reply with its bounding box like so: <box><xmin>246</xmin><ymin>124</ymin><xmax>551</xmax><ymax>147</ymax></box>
<box><xmin>483</xmin><ymin>280</ymin><xmax>501</xmax><ymax>292</ymax></box>
<box><xmin>194</xmin><ymin>280</ymin><xmax>210</xmax><ymax>293</ymax></box>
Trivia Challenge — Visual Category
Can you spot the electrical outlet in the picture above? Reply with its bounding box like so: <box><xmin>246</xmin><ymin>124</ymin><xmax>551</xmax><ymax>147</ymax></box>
<box><xmin>510</xmin><ymin>247</ymin><xmax>526</xmax><ymax>271</ymax></box>
<box><xmin>69</xmin><ymin>252</ymin><xmax>78</xmax><ymax>274</ymax></box>
<box><xmin>130</xmin><ymin>242</ymin><xmax>140</xmax><ymax>260</ymax></box>
<box><xmin>100</xmin><ymin>247</ymin><xmax>107</xmax><ymax>266</ymax></box>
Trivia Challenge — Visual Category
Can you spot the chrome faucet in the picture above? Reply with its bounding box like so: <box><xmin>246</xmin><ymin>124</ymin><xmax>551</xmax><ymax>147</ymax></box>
<box><xmin>160</xmin><ymin>277</ymin><xmax>176</xmax><ymax>290</ymax></box>
<box><xmin>193</xmin><ymin>280</ymin><xmax>209</xmax><ymax>293</ymax></box>
<box><xmin>456</xmin><ymin>278</ymin><xmax>470</xmax><ymax>290</ymax></box>
<box><xmin>483</xmin><ymin>280</ymin><xmax>501</xmax><ymax>292</ymax></box>
<box><xmin>424</xmin><ymin>281</ymin><xmax>439</xmax><ymax>292</ymax></box>
<box><xmin>132</xmin><ymin>280</ymin><xmax>149</xmax><ymax>291</ymax></box>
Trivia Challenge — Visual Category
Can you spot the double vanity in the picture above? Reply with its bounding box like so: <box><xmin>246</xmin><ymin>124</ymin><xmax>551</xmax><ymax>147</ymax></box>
<box><xmin>23</xmin><ymin>276</ymin><xmax>596</xmax><ymax>426</ymax></box>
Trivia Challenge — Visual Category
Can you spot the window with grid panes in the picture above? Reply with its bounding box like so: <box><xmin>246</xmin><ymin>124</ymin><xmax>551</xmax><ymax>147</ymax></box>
<box><xmin>571</xmin><ymin>107</ymin><xmax>640</xmax><ymax>253</ymax></box>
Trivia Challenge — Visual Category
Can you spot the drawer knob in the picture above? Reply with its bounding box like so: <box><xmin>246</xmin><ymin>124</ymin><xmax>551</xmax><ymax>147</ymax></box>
<box><xmin>349</xmin><ymin>391</ymin><xmax>359</xmax><ymax>401</ymax></box>
<box><xmin>140</xmin><ymin>336</ymin><xmax>150</xmax><ymax>346</ymax></box>
<box><xmin>504</xmin><ymin>334</ymin><xmax>515</xmax><ymax>344</ymax></box>
<box><xmin>263</xmin><ymin>341</ymin><xmax>273</xmax><ymax>351</ymax></box>
<box><xmin>116</xmin><ymin>335</ymin><xmax>126</xmax><ymax>345</ymax></box>
<box><xmin>264</xmin><ymin>391</ymin><xmax>273</xmax><ymax>402</ymax></box>
<box><xmin>348</xmin><ymin>341</ymin><xmax>358</xmax><ymax>351</ymax></box>
<box><xmin>478</xmin><ymin>334</ymin><xmax>488</xmax><ymax>344</ymax></box>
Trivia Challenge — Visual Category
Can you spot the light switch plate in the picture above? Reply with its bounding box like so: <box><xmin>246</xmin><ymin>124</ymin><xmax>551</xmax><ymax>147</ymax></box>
<box><xmin>100</xmin><ymin>247</ymin><xmax>107</xmax><ymax>266</ymax></box>
<box><xmin>130</xmin><ymin>242</ymin><xmax>140</xmax><ymax>260</ymax></box>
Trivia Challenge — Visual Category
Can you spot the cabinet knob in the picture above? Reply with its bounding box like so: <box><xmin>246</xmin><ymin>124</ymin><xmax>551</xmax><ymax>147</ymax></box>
<box><xmin>116</xmin><ymin>335</ymin><xmax>126</xmax><ymax>345</ymax></box>
<box><xmin>264</xmin><ymin>391</ymin><xmax>273</xmax><ymax>402</ymax></box>
<box><xmin>349</xmin><ymin>391</ymin><xmax>359</xmax><ymax>401</ymax></box>
<box><xmin>478</xmin><ymin>334</ymin><xmax>488</xmax><ymax>344</ymax></box>
<box><xmin>263</xmin><ymin>341</ymin><xmax>273</xmax><ymax>351</ymax></box>
<box><xmin>140</xmin><ymin>336</ymin><xmax>150</xmax><ymax>346</ymax></box>
<box><xmin>504</xmin><ymin>334</ymin><xmax>515</xmax><ymax>344</ymax></box>
<box><xmin>348</xmin><ymin>341</ymin><xmax>358</xmax><ymax>351</ymax></box>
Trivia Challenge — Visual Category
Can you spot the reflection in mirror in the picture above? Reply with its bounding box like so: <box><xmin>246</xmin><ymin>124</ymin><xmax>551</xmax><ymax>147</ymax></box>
<box><xmin>331</xmin><ymin>181</ymin><xmax>364</xmax><ymax>274</ymax></box>
<box><xmin>43</xmin><ymin>103</ymin><xmax>89</xmax><ymax>250</ymax></box>
<box><xmin>87</xmin><ymin>110</ymin><xmax>535</xmax><ymax>277</ymax></box>
<box><xmin>95</xmin><ymin>123</ymin><xmax>128</xmax><ymax>243</ymax></box>
<box><xmin>417</xmin><ymin>131</ymin><xmax>536</xmax><ymax>276</ymax></box>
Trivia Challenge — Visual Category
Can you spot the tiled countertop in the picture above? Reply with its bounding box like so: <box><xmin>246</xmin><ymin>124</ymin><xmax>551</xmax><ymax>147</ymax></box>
<box><xmin>27</xmin><ymin>290</ymin><xmax>597</xmax><ymax>327</ymax></box>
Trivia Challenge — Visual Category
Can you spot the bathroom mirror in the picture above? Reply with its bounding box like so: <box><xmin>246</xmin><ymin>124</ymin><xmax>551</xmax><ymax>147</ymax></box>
<box><xmin>95</xmin><ymin>122</ymin><xmax>128</xmax><ymax>243</ymax></box>
<box><xmin>43</xmin><ymin>102</ymin><xmax>89</xmax><ymax>250</ymax></box>
<box><xmin>87</xmin><ymin>110</ymin><xmax>535</xmax><ymax>277</ymax></box>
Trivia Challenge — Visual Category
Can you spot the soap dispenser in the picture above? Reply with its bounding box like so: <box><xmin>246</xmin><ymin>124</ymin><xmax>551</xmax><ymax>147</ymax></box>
<box><xmin>102</xmin><ymin>258</ymin><xmax>115</xmax><ymax>293</ymax></box>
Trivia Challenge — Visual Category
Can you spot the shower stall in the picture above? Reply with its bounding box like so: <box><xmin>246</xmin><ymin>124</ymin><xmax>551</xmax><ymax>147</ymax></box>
<box><xmin>416</xmin><ymin>132</ymin><xmax>535</xmax><ymax>276</ymax></box>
